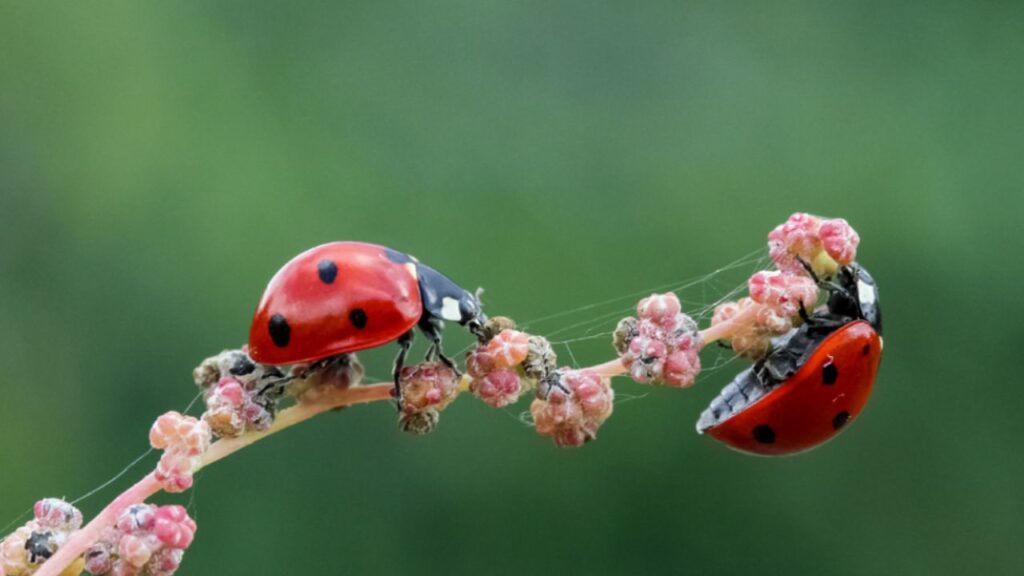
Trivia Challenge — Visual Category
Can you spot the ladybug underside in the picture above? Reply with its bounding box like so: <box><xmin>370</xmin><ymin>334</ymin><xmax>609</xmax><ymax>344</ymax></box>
<box><xmin>696</xmin><ymin>327</ymin><xmax>818</xmax><ymax>432</ymax></box>
<box><xmin>697</xmin><ymin>320</ymin><xmax>881</xmax><ymax>456</ymax></box>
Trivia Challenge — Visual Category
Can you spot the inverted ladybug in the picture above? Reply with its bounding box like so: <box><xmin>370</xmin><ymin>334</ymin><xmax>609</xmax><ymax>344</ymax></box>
<box><xmin>697</xmin><ymin>263</ymin><xmax>883</xmax><ymax>456</ymax></box>
<box><xmin>248</xmin><ymin>242</ymin><xmax>486</xmax><ymax>393</ymax></box>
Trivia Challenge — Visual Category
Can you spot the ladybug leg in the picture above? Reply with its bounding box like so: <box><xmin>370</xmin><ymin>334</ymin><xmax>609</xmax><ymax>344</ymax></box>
<box><xmin>798</xmin><ymin>256</ymin><xmax>854</xmax><ymax>298</ymax></box>
<box><xmin>798</xmin><ymin>301</ymin><xmax>812</xmax><ymax>324</ymax></box>
<box><xmin>419</xmin><ymin>316</ymin><xmax>462</xmax><ymax>376</ymax></box>
<box><xmin>392</xmin><ymin>330</ymin><xmax>415</xmax><ymax>402</ymax></box>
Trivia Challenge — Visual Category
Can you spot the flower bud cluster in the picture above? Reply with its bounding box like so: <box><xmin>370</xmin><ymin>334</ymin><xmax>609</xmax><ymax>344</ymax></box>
<box><xmin>614</xmin><ymin>293</ymin><xmax>703</xmax><ymax>387</ymax></box>
<box><xmin>149</xmin><ymin>412</ymin><xmax>211</xmax><ymax>493</ymax></box>
<box><xmin>84</xmin><ymin>504</ymin><xmax>196</xmax><ymax>576</ymax></box>
<box><xmin>0</xmin><ymin>499</ymin><xmax>83</xmax><ymax>576</ymax></box>
<box><xmin>193</xmin><ymin>350</ymin><xmax>291</xmax><ymax>438</ymax></box>
<box><xmin>397</xmin><ymin>362</ymin><xmax>460</xmax><ymax>435</ymax></box>
<box><xmin>531</xmin><ymin>370</ymin><xmax>614</xmax><ymax>447</ymax></box>
<box><xmin>713</xmin><ymin>213</ymin><xmax>859</xmax><ymax>359</ymax></box>
<box><xmin>768</xmin><ymin>213</ymin><xmax>859</xmax><ymax>275</ymax></box>
<box><xmin>465</xmin><ymin>318</ymin><xmax>558</xmax><ymax>409</ymax></box>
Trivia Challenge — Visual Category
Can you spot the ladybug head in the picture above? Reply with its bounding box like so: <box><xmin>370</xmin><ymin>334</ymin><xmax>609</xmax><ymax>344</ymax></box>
<box><xmin>415</xmin><ymin>263</ymin><xmax>487</xmax><ymax>329</ymax></box>
<box><xmin>828</xmin><ymin>263</ymin><xmax>882</xmax><ymax>336</ymax></box>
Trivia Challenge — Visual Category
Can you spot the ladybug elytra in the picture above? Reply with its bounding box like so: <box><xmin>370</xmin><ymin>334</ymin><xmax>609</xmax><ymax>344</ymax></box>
<box><xmin>248</xmin><ymin>242</ymin><xmax>486</xmax><ymax>392</ymax></box>
<box><xmin>697</xmin><ymin>263</ymin><xmax>883</xmax><ymax>455</ymax></box>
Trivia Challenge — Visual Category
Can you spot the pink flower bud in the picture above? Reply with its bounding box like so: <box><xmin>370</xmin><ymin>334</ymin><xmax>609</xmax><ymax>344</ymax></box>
<box><xmin>33</xmin><ymin>498</ymin><xmax>82</xmax><ymax>531</ymax></box>
<box><xmin>85</xmin><ymin>544</ymin><xmax>114</xmax><ymax>574</ymax></box>
<box><xmin>148</xmin><ymin>548</ymin><xmax>184</xmax><ymax>576</ymax></box>
<box><xmin>637</xmin><ymin>293</ymin><xmax>682</xmax><ymax>323</ymax></box>
<box><xmin>149</xmin><ymin>412</ymin><xmax>211</xmax><ymax>457</ymax></box>
<box><xmin>398</xmin><ymin>362</ymin><xmax>459</xmax><ymax>415</ymax></box>
<box><xmin>663</xmin><ymin>349</ymin><xmax>701</xmax><ymax>388</ymax></box>
<box><xmin>110</xmin><ymin>560</ymin><xmax>140</xmax><ymax>576</ymax></box>
<box><xmin>470</xmin><ymin>368</ymin><xmax>523</xmax><ymax>408</ymax></box>
<box><xmin>465</xmin><ymin>348</ymin><xmax>496</xmax><ymax>379</ymax></box>
<box><xmin>748</xmin><ymin>271</ymin><xmax>819</xmax><ymax>318</ymax></box>
<box><xmin>531</xmin><ymin>370</ymin><xmax>614</xmax><ymax>448</ymax></box>
<box><xmin>212</xmin><ymin>378</ymin><xmax>245</xmax><ymax>407</ymax></box>
<box><xmin>485</xmin><ymin>329</ymin><xmax>530</xmax><ymax>369</ymax></box>
<box><xmin>116</xmin><ymin>505</ymin><xmax>156</xmax><ymax>534</ymax></box>
<box><xmin>619</xmin><ymin>301</ymin><xmax>701</xmax><ymax>386</ymax></box>
<box><xmin>768</xmin><ymin>212</ymin><xmax>824</xmax><ymax>273</ymax></box>
<box><xmin>819</xmin><ymin>218</ymin><xmax>860</xmax><ymax>265</ymax></box>
<box><xmin>155</xmin><ymin>453</ymin><xmax>198</xmax><ymax>493</ymax></box>
<box><xmin>118</xmin><ymin>534</ymin><xmax>156</xmax><ymax>568</ymax></box>
<box><xmin>154</xmin><ymin>506</ymin><xmax>196</xmax><ymax>550</ymax></box>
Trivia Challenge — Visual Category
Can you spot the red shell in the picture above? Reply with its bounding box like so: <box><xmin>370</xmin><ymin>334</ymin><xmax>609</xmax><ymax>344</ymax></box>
<box><xmin>706</xmin><ymin>320</ymin><xmax>882</xmax><ymax>456</ymax></box>
<box><xmin>248</xmin><ymin>242</ymin><xmax>422</xmax><ymax>365</ymax></box>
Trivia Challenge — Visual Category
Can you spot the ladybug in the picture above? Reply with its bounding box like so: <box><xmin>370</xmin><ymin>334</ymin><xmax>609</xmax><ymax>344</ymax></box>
<box><xmin>697</xmin><ymin>263</ymin><xmax>883</xmax><ymax>456</ymax></box>
<box><xmin>248</xmin><ymin>242</ymin><xmax>486</xmax><ymax>392</ymax></box>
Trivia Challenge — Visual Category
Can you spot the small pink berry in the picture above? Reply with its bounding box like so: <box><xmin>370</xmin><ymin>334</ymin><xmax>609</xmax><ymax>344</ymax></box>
<box><xmin>148</xmin><ymin>548</ymin><xmax>184</xmax><ymax>576</ymax></box>
<box><xmin>485</xmin><ymin>329</ymin><xmax>530</xmax><ymax>368</ymax></box>
<box><xmin>109</xmin><ymin>560</ymin><xmax>140</xmax><ymax>576</ymax></box>
<box><xmin>33</xmin><ymin>498</ymin><xmax>83</xmax><ymax>531</ymax></box>
<box><xmin>748</xmin><ymin>271</ymin><xmax>819</xmax><ymax>318</ymax></box>
<box><xmin>768</xmin><ymin>212</ymin><xmax>824</xmax><ymax>273</ymax></box>
<box><xmin>712</xmin><ymin>300</ymin><xmax>741</xmax><ymax>325</ymax></box>
<box><xmin>149</xmin><ymin>412</ymin><xmax>211</xmax><ymax>457</ymax></box>
<box><xmin>212</xmin><ymin>378</ymin><xmax>245</xmax><ymax>406</ymax></box>
<box><xmin>637</xmin><ymin>293</ymin><xmax>682</xmax><ymax>324</ymax></box>
<box><xmin>154</xmin><ymin>506</ymin><xmax>197</xmax><ymax>550</ymax></box>
<box><xmin>531</xmin><ymin>370</ymin><xmax>614</xmax><ymax>448</ymax></box>
<box><xmin>155</xmin><ymin>453</ymin><xmax>197</xmax><ymax>493</ymax></box>
<box><xmin>819</xmin><ymin>217</ymin><xmax>860</xmax><ymax>265</ymax></box>
<box><xmin>241</xmin><ymin>400</ymin><xmax>274</xmax><ymax>431</ymax></box>
<box><xmin>84</xmin><ymin>544</ymin><xmax>114</xmax><ymax>574</ymax></box>
<box><xmin>118</xmin><ymin>534</ymin><xmax>156</xmax><ymax>568</ymax></box>
<box><xmin>398</xmin><ymin>362</ymin><xmax>459</xmax><ymax>415</ymax></box>
<box><xmin>663</xmin><ymin>349</ymin><xmax>701</xmax><ymax>388</ymax></box>
<box><xmin>116</xmin><ymin>505</ymin><xmax>156</xmax><ymax>534</ymax></box>
<box><xmin>471</xmin><ymin>368</ymin><xmax>522</xmax><ymax>408</ymax></box>
<box><xmin>465</xmin><ymin>348</ymin><xmax>496</xmax><ymax>379</ymax></box>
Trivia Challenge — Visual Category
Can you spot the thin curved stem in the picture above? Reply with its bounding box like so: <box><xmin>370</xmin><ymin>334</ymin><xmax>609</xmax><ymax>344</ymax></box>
<box><xmin>581</xmin><ymin>304</ymin><xmax>764</xmax><ymax>378</ymax></box>
<box><xmin>35</xmin><ymin>383</ymin><xmax>393</xmax><ymax>576</ymax></box>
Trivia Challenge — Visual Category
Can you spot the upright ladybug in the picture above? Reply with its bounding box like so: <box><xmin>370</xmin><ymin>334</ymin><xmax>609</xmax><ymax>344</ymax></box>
<box><xmin>697</xmin><ymin>263</ymin><xmax>883</xmax><ymax>455</ymax></box>
<box><xmin>248</xmin><ymin>242</ymin><xmax>486</xmax><ymax>392</ymax></box>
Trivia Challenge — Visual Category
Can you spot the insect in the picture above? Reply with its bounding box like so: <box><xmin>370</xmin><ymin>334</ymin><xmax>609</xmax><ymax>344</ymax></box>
<box><xmin>697</xmin><ymin>263</ymin><xmax>883</xmax><ymax>455</ymax></box>
<box><xmin>247</xmin><ymin>242</ymin><xmax>486</xmax><ymax>395</ymax></box>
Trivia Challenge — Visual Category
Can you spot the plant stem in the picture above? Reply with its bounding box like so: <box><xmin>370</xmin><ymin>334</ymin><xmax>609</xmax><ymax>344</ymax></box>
<box><xmin>34</xmin><ymin>473</ymin><xmax>162</xmax><ymax>576</ymax></box>
<box><xmin>583</xmin><ymin>304</ymin><xmax>764</xmax><ymax>377</ymax></box>
<box><xmin>35</xmin><ymin>383</ymin><xmax>393</xmax><ymax>576</ymax></box>
<box><xmin>39</xmin><ymin>303</ymin><xmax>763</xmax><ymax>575</ymax></box>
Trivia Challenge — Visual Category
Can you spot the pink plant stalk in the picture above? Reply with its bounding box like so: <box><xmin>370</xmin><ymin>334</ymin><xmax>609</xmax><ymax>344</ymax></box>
<box><xmin>10</xmin><ymin>212</ymin><xmax>860</xmax><ymax>575</ymax></box>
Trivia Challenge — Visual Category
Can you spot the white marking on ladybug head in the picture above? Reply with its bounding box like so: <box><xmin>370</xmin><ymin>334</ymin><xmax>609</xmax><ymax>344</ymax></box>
<box><xmin>441</xmin><ymin>297</ymin><xmax>462</xmax><ymax>321</ymax></box>
<box><xmin>857</xmin><ymin>279</ymin><xmax>876</xmax><ymax>307</ymax></box>
<box><xmin>405</xmin><ymin>263</ymin><xmax>418</xmax><ymax>280</ymax></box>
<box><xmin>410</xmin><ymin>254</ymin><xmax>420</xmax><ymax>263</ymax></box>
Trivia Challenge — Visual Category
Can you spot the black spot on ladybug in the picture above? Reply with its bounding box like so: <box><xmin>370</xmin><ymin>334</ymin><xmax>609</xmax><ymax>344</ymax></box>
<box><xmin>269</xmin><ymin>314</ymin><xmax>291</xmax><ymax>348</ymax></box>
<box><xmin>862</xmin><ymin>344</ymin><xmax>871</xmax><ymax>356</ymax></box>
<box><xmin>229</xmin><ymin>355</ymin><xmax>256</xmax><ymax>376</ymax></box>
<box><xmin>833</xmin><ymin>410</ymin><xmax>850</xmax><ymax>430</ymax></box>
<box><xmin>752</xmin><ymin>424</ymin><xmax>775</xmax><ymax>444</ymax></box>
<box><xmin>317</xmin><ymin>259</ymin><xmax>338</xmax><ymax>284</ymax></box>
<box><xmin>383</xmin><ymin>247</ymin><xmax>413</xmax><ymax>264</ymax></box>
<box><xmin>822</xmin><ymin>362</ymin><xmax>838</xmax><ymax>385</ymax></box>
<box><xmin>350</xmin><ymin>308</ymin><xmax>368</xmax><ymax>330</ymax></box>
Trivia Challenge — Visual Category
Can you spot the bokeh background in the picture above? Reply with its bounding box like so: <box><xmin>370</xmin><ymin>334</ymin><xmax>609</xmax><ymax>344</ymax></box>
<box><xmin>2</xmin><ymin>2</ymin><xmax>1022</xmax><ymax>574</ymax></box>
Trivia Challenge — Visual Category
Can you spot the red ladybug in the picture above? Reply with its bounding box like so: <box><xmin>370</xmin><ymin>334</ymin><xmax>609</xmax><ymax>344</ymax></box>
<box><xmin>697</xmin><ymin>264</ymin><xmax>883</xmax><ymax>455</ymax></box>
<box><xmin>248</xmin><ymin>242</ymin><xmax>485</xmax><ymax>390</ymax></box>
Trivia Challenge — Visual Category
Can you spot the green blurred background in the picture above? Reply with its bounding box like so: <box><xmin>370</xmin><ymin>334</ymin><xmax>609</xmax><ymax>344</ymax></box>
<box><xmin>2</xmin><ymin>2</ymin><xmax>1021</xmax><ymax>574</ymax></box>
